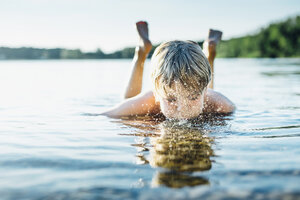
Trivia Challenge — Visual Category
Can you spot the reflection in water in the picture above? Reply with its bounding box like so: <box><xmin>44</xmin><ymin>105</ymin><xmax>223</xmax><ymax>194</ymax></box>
<box><xmin>149</xmin><ymin>121</ymin><xmax>214</xmax><ymax>172</ymax></box>
<box><xmin>118</xmin><ymin>116</ymin><xmax>227</xmax><ymax>188</ymax></box>
<box><xmin>149</xmin><ymin>121</ymin><xmax>214</xmax><ymax>188</ymax></box>
<box><xmin>152</xmin><ymin>171</ymin><xmax>209</xmax><ymax>188</ymax></box>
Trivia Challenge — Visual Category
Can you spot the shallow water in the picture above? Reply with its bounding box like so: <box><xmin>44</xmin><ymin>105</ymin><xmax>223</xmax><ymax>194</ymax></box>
<box><xmin>0</xmin><ymin>58</ymin><xmax>299</xmax><ymax>199</ymax></box>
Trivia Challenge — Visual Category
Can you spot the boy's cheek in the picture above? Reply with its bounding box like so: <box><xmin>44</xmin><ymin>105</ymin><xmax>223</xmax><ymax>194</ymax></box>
<box><xmin>160</xmin><ymin>102</ymin><xmax>172</xmax><ymax>113</ymax></box>
<box><xmin>160</xmin><ymin>102</ymin><xmax>176</xmax><ymax>117</ymax></box>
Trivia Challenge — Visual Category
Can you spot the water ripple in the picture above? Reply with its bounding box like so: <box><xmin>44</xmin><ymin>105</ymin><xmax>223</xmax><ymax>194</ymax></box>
<box><xmin>0</xmin><ymin>158</ymin><xmax>137</xmax><ymax>170</ymax></box>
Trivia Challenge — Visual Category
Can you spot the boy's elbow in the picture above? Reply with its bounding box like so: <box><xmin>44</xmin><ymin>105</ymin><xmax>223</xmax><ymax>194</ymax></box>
<box><xmin>100</xmin><ymin>110</ymin><xmax>113</xmax><ymax>117</ymax></box>
<box><xmin>100</xmin><ymin>109</ymin><xmax>121</xmax><ymax>118</ymax></box>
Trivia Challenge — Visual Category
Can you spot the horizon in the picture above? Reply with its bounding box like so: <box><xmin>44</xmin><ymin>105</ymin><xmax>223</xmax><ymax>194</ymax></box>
<box><xmin>0</xmin><ymin>0</ymin><xmax>299</xmax><ymax>53</ymax></box>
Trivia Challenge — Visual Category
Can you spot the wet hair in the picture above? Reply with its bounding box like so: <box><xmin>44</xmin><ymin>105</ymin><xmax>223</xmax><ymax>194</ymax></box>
<box><xmin>151</xmin><ymin>40</ymin><xmax>211</xmax><ymax>98</ymax></box>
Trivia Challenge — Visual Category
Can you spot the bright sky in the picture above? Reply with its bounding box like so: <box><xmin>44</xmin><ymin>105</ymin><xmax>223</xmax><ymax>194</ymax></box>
<box><xmin>0</xmin><ymin>0</ymin><xmax>299</xmax><ymax>53</ymax></box>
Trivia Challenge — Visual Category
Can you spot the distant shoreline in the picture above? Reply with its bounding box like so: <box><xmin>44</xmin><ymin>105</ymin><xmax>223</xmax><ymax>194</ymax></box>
<box><xmin>1</xmin><ymin>16</ymin><xmax>299</xmax><ymax>59</ymax></box>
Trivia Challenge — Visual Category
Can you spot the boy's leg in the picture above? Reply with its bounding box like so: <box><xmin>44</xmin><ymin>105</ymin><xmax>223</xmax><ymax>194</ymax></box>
<box><xmin>203</xmin><ymin>29</ymin><xmax>222</xmax><ymax>89</ymax></box>
<box><xmin>124</xmin><ymin>21</ymin><xmax>152</xmax><ymax>99</ymax></box>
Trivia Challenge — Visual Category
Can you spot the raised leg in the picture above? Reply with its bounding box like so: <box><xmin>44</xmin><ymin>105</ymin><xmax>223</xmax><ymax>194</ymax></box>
<box><xmin>203</xmin><ymin>29</ymin><xmax>222</xmax><ymax>89</ymax></box>
<box><xmin>124</xmin><ymin>21</ymin><xmax>152</xmax><ymax>99</ymax></box>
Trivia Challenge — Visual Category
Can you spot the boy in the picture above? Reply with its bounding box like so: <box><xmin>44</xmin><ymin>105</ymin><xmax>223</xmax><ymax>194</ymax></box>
<box><xmin>102</xmin><ymin>21</ymin><xmax>235</xmax><ymax>120</ymax></box>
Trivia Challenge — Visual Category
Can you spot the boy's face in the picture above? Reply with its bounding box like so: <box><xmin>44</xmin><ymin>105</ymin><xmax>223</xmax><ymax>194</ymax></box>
<box><xmin>157</xmin><ymin>82</ymin><xmax>207</xmax><ymax>120</ymax></box>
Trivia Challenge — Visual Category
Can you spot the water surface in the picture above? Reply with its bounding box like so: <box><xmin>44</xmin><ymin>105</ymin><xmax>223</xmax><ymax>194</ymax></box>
<box><xmin>0</xmin><ymin>58</ymin><xmax>299</xmax><ymax>199</ymax></box>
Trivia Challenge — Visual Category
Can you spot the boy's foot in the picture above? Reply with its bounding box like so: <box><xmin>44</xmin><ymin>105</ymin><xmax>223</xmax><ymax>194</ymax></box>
<box><xmin>136</xmin><ymin>21</ymin><xmax>152</xmax><ymax>57</ymax></box>
<box><xmin>203</xmin><ymin>29</ymin><xmax>222</xmax><ymax>57</ymax></box>
<box><xmin>208</xmin><ymin>29</ymin><xmax>222</xmax><ymax>44</ymax></box>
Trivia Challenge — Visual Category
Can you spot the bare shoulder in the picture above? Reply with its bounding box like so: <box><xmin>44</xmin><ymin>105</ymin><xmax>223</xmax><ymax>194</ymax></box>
<box><xmin>101</xmin><ymin>90</ymin><xmax>161</xmax><ymax>118</ymax></box>
<box><xmin>203</xmin><ymin>89</ymin><xmax>236</xmax><ymax>114</ymax></box>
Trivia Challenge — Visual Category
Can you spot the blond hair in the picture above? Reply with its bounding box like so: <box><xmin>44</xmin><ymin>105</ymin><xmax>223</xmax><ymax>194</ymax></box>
<box><xmin>151</xmin><ymin>40</ymin><xmax>211</xmax><ymax>97</ymax></box>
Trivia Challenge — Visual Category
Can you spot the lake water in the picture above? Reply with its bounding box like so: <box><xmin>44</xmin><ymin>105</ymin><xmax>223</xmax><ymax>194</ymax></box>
<box><xmin>0</xmin><ymin>58</ymin><xmax>299</xmax><ymax>199</ymax></box>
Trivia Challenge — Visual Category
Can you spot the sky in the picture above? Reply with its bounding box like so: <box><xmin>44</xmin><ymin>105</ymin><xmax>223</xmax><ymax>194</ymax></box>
<box><xmin>0</xmin><ymin>0</ymin><xmax>299</xmax><ymax>53</ymax></box>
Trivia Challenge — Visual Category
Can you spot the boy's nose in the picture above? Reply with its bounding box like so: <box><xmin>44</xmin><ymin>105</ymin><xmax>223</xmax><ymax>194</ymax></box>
<box><xmin>176</xmin><ymin>104</ymin><xmax>181</xmax><ymax>111</ymax></box>
<box><xmin>176</xmin><ymin>102</ymin><xmax>186</xmax><ymax>112</ymax></box>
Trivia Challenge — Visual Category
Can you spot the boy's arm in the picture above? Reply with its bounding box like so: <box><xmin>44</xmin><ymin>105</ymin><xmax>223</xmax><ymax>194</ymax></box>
<box><xmin>204</xmin><ymin>89</ymin><xmax>235</xmax><ymax>114</ymax></box>
<box><xmin>101</xmin><ymin>90</ymin><xmax>161</xmax><ymax>118</ymax></box>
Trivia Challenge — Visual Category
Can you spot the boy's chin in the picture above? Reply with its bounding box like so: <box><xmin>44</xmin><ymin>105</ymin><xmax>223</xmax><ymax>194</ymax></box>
<box><xmin>164</xmin><ymin>113</ymin><xmax>201</xmax><ymax>120</ymax></box>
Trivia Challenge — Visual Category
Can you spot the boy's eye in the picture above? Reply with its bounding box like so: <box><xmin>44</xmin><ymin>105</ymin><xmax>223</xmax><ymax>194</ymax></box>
<box><xmin>188</xmin><ymin>96</ymin><xmax>198</xmax><ymax>101</ymax></box>
<box><xmin>167</xmin><ymin>98</ymin><xmax>176</xmax><ymax>103</ymax></box>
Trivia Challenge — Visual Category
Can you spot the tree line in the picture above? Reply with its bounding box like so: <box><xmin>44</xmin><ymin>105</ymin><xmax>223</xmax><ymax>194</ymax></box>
<box><xmin>0</xmin><ymin>15</ymin><xmax>299</xmax><ymax>60</ymax></box>
<box><xmin>217</xmin><ymin>15</ymin><xmax>300</xmax><ymax>58</ymax></box>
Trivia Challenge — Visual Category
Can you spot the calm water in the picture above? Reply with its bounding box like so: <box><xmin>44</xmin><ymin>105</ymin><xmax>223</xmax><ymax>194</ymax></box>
<box><xmin>0</xmin><ymin>58</ymin><xmax>299</xmax><ymax>200</ymax></box>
